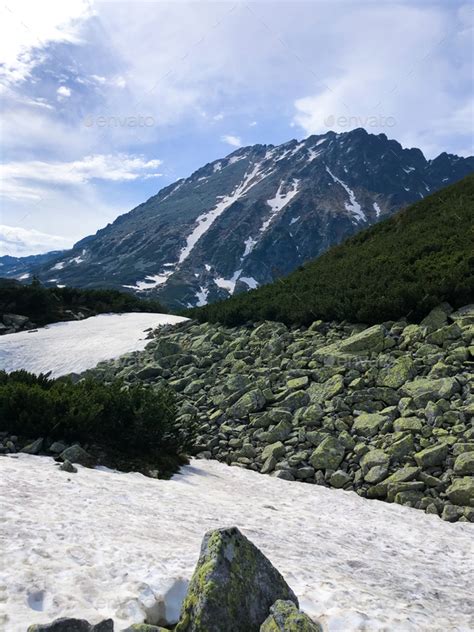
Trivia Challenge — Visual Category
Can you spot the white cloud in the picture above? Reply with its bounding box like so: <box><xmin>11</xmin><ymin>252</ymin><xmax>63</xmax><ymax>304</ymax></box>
<box><xmin>221</xmin><ymin>134</ymin><xmax>242</xmax><ymax>148</ymax></box>
<box><xmin>1</xmin><ymin>154</ymin><xmax>163</xmax><ymax>197</ymax></box>
<box><xmin>0</xmin><ymin>0</ymin><xmax>92</xmax><ymax>84</ymax></box>
<box><xmin>291</xmin><ymin>3</ymin><xmax>473</xmax><ymax>156</ymax></box>
<box><xmin>249</xmin><ymin>121</ymin><xmax>257</xmax><ymax>127</ymax></box>
<box><xmin>0</xmin><ymin>224</ymin><xmax>74</xmax><ymax>257</ymax></box>
<box><xmin>56</xmin><ymin>85</ymin><xmax>71</xmax><ymax>98</ymax></box>
<box><xmin>213</xmin><ymin>113</ymin><xmax>224</xmax><ymax>121</ymax></box>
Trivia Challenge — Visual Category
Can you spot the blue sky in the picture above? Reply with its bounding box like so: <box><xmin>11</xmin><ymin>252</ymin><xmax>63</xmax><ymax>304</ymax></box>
<box><xmin>0</xmin><ymin>0</ymin><xmax>472</xmax><ymax>256</ymax></box>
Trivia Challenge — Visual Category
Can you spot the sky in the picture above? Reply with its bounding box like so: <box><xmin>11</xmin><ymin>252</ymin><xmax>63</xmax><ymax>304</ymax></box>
<box><xmin>0</xmin><ymin>0</ymin><xmax>472</xmax><ymax>256</ymax></box>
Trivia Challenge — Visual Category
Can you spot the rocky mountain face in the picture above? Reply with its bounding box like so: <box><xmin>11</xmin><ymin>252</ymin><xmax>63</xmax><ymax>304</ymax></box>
<box><xmin>0</xmin><ymin>251</ymin><xmax>64</xmax><ymax>280</ymax></box>
<box><xmin>88</xmin><ymin>303</ymin><xmax>474</xmax><ymax>523</ymax></box>
<box><xmin>15</xmin><ymin>128</ymin><xmax>474</xmax><ymax>309</ymax></box>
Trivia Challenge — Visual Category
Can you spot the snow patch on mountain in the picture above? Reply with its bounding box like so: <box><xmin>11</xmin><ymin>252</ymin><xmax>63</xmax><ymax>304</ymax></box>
<box><xmin>194</xmin><ymin>286</ymin><xmax>209</xmax><ymax>307</ymax></box>
<box><xmin>242</xmin><ymin>236</ymin><xmax>257</xmax><ymax>259</ymax></box>
<box><xmin>261</xmin><ymin>179</ymin><xmax>300</xmax><ymax>233</ymax></box>
<box><xmin>178</xmin><ymin>161</ymin><xmax>270</xmax><ymax>265</ymax></box>
<box><xmin>326</xmin><ymin>167</ymin><xmax>365</xmax><ymax>223</ymax></box>
<box><xmin>240</xmin><ymin>276</ymin><xmax>258</xmax><ymax>289</ymax></box>
<box><xmin>307</xmin><ymin>148</ymin><xmax>323</xmax><ymax>162</ymax></box>
<box><xmin>215</xmin><ymin>269</ymin><xmax>242</xmax><ymax>293</ymax></box>
<box><xmin>373</xmin><ymin>202</ymin><xmax>381</xmax><ymax>218</ymax></box>
<box><xmin>124</xmin><ymin>271</ymin><xmax>173</xmax><ymax>291</ymax></box>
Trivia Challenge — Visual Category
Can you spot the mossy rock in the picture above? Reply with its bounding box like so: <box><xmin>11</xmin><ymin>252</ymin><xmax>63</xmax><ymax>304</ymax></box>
<box><xmin>123</xmin><ymin>625</ymin><xmax>169</xmax><ymax>632</ymax></box>
<box><xmin>260</xmin><ymin>600</ymin><xmax>322</xmax><ymax>631</ymax></box>
<box><xmin>446</xmin><ymin>478</ymin><xmax>474</xmax><ymax>507</ymax></box>
<box><xmin>176</xmin><ymin>527</ymin><xmax>297</xmax><ymax>632</ymax></box>
<box><xmin>27</xmin><ymin>619</ymin><xmax>113</xmax><ymax>632</ymax></box>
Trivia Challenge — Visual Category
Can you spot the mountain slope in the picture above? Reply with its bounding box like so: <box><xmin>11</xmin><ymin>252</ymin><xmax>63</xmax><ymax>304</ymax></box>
<box><xmin>0</xmin><ymin>251</ymin><xmax>64</xmax><ymax>280</ymax></box>
<box><xmin>189</xmin><ymin>175</ymin><xmax>474</xmax><ymax>326</ymax></box>
<box><xmin>17</xmin><ymin>129</ymin><xmax>474</xmax><ymax>308</ymax></box>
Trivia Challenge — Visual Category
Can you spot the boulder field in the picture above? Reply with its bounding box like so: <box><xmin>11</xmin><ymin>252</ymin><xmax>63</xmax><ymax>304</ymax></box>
<box><xmin>88</xmin><ymin>303</ymin><xmax>474</xmax><ymax>522</ymax></box>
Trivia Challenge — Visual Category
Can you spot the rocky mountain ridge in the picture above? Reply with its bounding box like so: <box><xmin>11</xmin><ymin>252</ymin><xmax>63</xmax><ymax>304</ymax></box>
<box><xmin>9</xmin><ymin>128</ymin><xmax>474</xmax><ymax>309</ymax></box>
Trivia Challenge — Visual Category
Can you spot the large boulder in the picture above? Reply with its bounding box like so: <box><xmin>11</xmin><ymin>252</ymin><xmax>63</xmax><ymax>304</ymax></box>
<box><xmin>175</xmin><ymin>527</ymin><xmax>297</xmax><ymax>632</ymax></box>
<box><xmin>260</xmin><ymin>600</ymin><xmax>322</xmax><ymax>631</ymax></box>
<box><xmin>453</xmin><ymin>452</ymin><xmax>474</xmax><ymax>475</ymax></box>
<box><xmin>27</xmin><ymin>619</ymin><xmax>113</xmax><ymax>632</ymax></box>
<box><xmin>59</xmin><ymin>445</ymin><xmax>95</xmax><ymax>467</ymax></box>
<box><xmin>309</xmin><ymin>436</ymin><xmax>345</xmax><ymax>470</ymax></box>
<box><xmin>377</xmin><ymin>357</ymin><xmax>416</xmax><ymax>389</ymax></box>
<box><xmin>401</xmin><ymin>377</ymin><xmax>460</xmax><ymax>407</ymax></box>
<box><xmin>229</xmin><ymin>389</ymin><xmax>266</xmax><ymax>418</ymax></box>
<box><xmin>352</xmin><ymin>413</ymin><xmax>387</xmax><ymax>437</ymax></box>
<box><xmin>446</xmin><ymin>478</ymin><xmax>474</xmax><ymax>507</ymax></box>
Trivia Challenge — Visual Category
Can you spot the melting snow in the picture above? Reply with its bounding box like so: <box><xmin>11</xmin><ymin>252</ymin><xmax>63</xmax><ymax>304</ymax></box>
<box><xmin>326</xmin><ymin>167</ymin><xmax>365</xmax><ymax>223</ymax></box>
<box><xmin>204</xmin><ymin>264</ymin><xmax>211</xmax><ymax>272</ymax></box>
<box><xmin>0</xmin><ymin>313</ymin><xmax>187</xmax><ymax>377</ymax></box>
<box><xmin>373</xmin><ymin>202</ymin><xmax>382</xmax><ymax>218</ymax></box>
<box><xmin>1</xmin><ymin>455</ymin><xmax>472</xmax><ymax>632</ymax></box>
<box><xmin>214</xmin><ymin>269</ymin><xmax>242</xmax><ymax>293</ymax></box>
<box><xmin>316</xmin><ymin>137</ymin><xmax>327</xmax><ymax>146</ymax></box>
<box><xmin>124</xmin><ymin>272</ymin><xmax>173</xmax><ymax>292</ymax></box>
<box><xmin>289</xmin><ymin>216</ymin><xmax>300</xmax><ymax>226</ymax></box>
<box><xmin>261</xmin><ymin>179</ymin><xmax>300</xmax><ymax>233</ymax></box>
<box><xmin>51</xmin><ymin>261</ymin><xmax>66</xmax><ymax>270</ymax></box>
<box><xmin>307</xmin><ymin>148</ymin><xmax>323</xmax><ymax>162</ymax></box>
<box><xmin>228</xmin><ymin>155</ymin><xmax>246</xmax><ymax>165</ymax></box>
<box><xmin>213</xmin><ymin>162</ymin><xmax>222</xmax><ymax>172</ymax></box>
<box><xmin>239</xmin><ymin>276</ymin><xmax>258</xmax><ymax>289</ymax></box>
<box><xmin>18</xmin><ymin>273</ymin><xmax>30</xmax><ymax>280</ymax></box>
<box><xmin>241</xmin><ymin>236</ymin><xmax>257</xmax><ymax>259</ymax></box>
<box><xmin>403</xmin><ymin>166</ymin><xmax>415</xmax><ymax>173</ymax></box>
<box><xmin>178</xmin><ymin>162</ymin><xmax>268</xmax><ymax>264</ymax></box>
<box><xmin>194</xmin><ymin>287</ymin><xmax>208</xmax><ymax>307</ymax></box>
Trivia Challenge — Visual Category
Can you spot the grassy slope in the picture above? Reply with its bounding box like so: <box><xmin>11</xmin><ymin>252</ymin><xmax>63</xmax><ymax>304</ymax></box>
<box><xmin>188</xmin><ymin>175</ymin><xmax>474</xmax><ymax>326</ymax></box>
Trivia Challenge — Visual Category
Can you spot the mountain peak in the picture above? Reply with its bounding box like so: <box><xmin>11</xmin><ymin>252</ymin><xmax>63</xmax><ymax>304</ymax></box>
<box><xmin>5</xmin><ymin>130</ymin><xmax>473</xmax><ymax>309</ymax></box>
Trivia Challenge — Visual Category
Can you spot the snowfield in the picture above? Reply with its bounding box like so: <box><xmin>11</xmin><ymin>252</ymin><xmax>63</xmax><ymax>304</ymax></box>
<box><xmin>0</xmin><ymin>313</ymin><xmax>187</xmax><ymax>377</ymax></box>
<box><xmin>0</xmin><ymin>455</ymin><xmax>472</xmax><ymax>632</ymax></box>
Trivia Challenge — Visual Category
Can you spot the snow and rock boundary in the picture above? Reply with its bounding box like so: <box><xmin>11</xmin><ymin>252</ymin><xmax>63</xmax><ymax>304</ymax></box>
<box><xmin>1</xmin><ymin>454</ymin><xmax>473</xmax><ymax>631</ymax></box>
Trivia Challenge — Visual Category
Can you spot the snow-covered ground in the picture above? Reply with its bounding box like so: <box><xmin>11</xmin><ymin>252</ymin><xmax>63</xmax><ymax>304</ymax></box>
<box><xmin>0</xmin><ymin>313</ymin><xmax>187</xmax><ymax>377</ymax></box>
<box><xmin>0</xmin><ymin>455</ymin><xmax>472</xmax><ymax>632</ymax></box>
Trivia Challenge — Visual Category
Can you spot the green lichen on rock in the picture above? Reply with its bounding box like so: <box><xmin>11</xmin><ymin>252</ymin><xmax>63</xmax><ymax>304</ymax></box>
<box><xmin>446</xmin><ymin>478</ymin><xmax>474</xmax><ymax>507</ymax></box>
<box><xmin>122</xmin><ymin>625</ymin><xmax>169</xmax><ymax>632</ymax></box>
<box><xmin>414</xmin><ymin>443</ymin><xmax>448</xmax><ymax>468</ymax></box>
<box><xmin>377</xmin><ymin>356</ymin><xmax>415</xmax><ymax>389</ymax></box>
<box><xmin>260</xmin><ymin>600</ymin><xmax>322</xmax><ymax>631</ymax></box>
<box><xmin>401</xmin><ymin>377</ymin><xmax>460</xmax><ymax>407</ymax></box>
<box><xmin>175</xmin><ymin>527</ymin><xmax>297</xmax><ymax>632</ymax></box>
<box><xmin>229</xmin><ymin>389</ymin><xmax>266</xmax><ymax>418</ymax></box>
<box><xmin>309</xmin><ymin>436</ymin><xmax>345</xmax><ymax>470</ymax></box>
<box><xmin>352</xmin><ymin>413</ymin><xmax>387</xmax><ymax>437</ymax></box>
<box><xmin>453</xmin><ymin>452</ymin><xmax>474</xmax><ymax>475</ymax></box>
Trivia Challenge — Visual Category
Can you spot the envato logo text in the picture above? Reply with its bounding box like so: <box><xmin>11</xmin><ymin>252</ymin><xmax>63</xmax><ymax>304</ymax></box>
<box><xmin>324</xmin><ymin>114</ymin><xmax>396</xmax><ymax>129</ymax></box>
<box><xmin>83</xmin><ymin>114</ymin><xmax>155</xmax><ymax>128</ymax></box>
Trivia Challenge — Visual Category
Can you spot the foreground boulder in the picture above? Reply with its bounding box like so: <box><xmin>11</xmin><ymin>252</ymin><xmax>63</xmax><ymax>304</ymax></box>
<box><xmin>260</xmin><ymin>600</ymin><xmax>322</xmax><ymax>631</ymax></box>
<box><xmin>27</xmin><ymin>619</ymin><xmax>113</xmax><ymax>632</ymax></box>
<box><xmin>175</xmin><ymin>527</ymin><xmax>298</xmax><ymax>632</ymax></box>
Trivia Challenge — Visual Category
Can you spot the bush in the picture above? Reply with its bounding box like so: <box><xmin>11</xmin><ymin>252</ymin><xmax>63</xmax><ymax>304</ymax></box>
<box><xmin>0</xmin><ymin>279</ymin><xmax>167</xmax><ymax>327</ymax></box>
<box><xmin>0</xmin><ymin>370</ymin><xmax>182</xmax><ymax>456</ymax></box>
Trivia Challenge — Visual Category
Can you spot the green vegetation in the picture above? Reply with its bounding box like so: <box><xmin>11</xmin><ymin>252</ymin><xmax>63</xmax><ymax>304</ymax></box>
<box><xmin>0</xmin><ymin>279</ymin><xmax>166</xmax><ymax>326</ymax></box>
<box><xmin>0</xmin><ymin>370</ymin><xmax>188</xmax><ymax>473</ymax></box>
<box><xmin>188</xmin><ymin>175</ymin><xmax>474</xmax><ymax>326</ymax></box>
